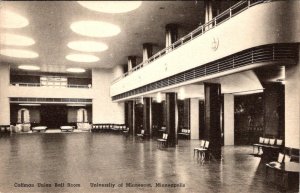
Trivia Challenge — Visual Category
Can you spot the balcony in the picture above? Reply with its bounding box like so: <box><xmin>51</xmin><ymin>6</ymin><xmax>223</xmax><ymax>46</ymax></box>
<box><xmin>8</xmin><ymin>83</ymin><xmax>94</xmax><ymax>99</ymax></box>
<box><xmin>110</xmin><ymin>0</ymin><xmax>299</xmax><ymax>100</ymax></box>
<box><xmin>10</xmin><ymin>82</ymin><xmax>92</xmax><ymax>89</ymax></box>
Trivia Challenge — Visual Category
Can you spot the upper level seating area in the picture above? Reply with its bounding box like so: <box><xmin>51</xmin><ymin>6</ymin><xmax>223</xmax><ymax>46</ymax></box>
<box><xmin>113</xmin><ymin>0</ymin><xmax>270</xmax><ymax>83</ymax></box>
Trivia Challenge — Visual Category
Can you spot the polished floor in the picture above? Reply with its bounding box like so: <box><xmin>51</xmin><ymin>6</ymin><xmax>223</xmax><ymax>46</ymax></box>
<box><xmin>0</xmin><ymin>132</ymin><xmax>297</xmax><ymax>193</ymax></box>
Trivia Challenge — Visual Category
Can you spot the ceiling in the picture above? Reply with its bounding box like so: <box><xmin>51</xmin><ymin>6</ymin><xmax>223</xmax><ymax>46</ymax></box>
<box><xmin>0</xmin><ymin>1</ymin><xmax>213</xmax><ymax>73</ymax></box>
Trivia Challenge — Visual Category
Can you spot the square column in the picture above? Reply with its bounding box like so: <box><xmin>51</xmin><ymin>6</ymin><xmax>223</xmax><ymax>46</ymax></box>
<box><xmin>224</xmin><ymin>94</ymin><xmax>234</xmax><ymax>145</ymax></box>
<box><xmin>166</xmin><ymin>93</ymin><xmax>178</xmax><ymax>147</ymax></box>
<box><xmin>285</xmin><ymin>62</ymin><xmax>300</xmax><ymax>149</ymax></box>
<box><xmin>143</xmin><ymin>97</ymin><xmax>152</xmax><ymax>137</ymax></box>
<box><xmin>126</xmin><ymin>101</ymin><xmax>135</xmax><ymax>136</ymax></box>
<box><xmin>204</xmin><ymin>83</ymin><xmax>222</xmax><ymax>159</ymax></box>
<box><xmin>0</xmin><ymin>64</ymin><xmax>10</xmax><ymax>125</ymax></box>
<box><xmin>190</xmin><ymin>98</ymin><xmax>199</xmax><ymax>139</ymax></box>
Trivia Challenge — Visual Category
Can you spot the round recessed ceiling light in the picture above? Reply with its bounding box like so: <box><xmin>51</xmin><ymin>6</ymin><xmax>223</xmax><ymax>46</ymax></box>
<box><xmin>77</xmin><ymin>1</ymin><xmax>142</xmax><ymax>13</ymax></box>
<box><xmin>0</xmin><ymin>48</ymin><xmax>38</xmax><ymax>58</ymax></box>
<box><xmin>70</xmin><ymin>21</ymin><xmax>121</xmax><ymax>37</ymax></box>
<box><xmin>0</xmin><ymin>10</ymin><xmax>29</xmax><ymax>28</ymax></box>
<box><xmin>0</xmin><ymin>33</ymin><xmax>35</xmax><ymax>46</ymax></box>
<box><xmin>66</xmin><ymin>53</ymin><xmax>99</xmax><ymax>62</ymax></box>
<box><xmin>67</xmin><ymin>41</ymin><xmax>108</xmax><ymax>52</ymax></box>
<box><xmin>18</xmin><ymin>65</ymin><xmax>40</xmax><ymax>71</ymax></box>
<box><xmin>66</xmin><ymin>68</ymin><xmax>86</xmax><ymax>73</ymax></box>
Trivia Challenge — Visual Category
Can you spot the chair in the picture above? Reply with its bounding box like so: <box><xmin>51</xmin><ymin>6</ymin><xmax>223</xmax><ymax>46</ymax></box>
<box><xmin>194</xmin><ymin>140</ymin><xmax>205</xmax><ymax>157</ymax></box>
<box><xmin>253</xmin><ymin>137</ymin><xmax>265</xmax><ymax>154</ymax></box>
<box><xmin>197</xmin><ymin>141</ymin><xmax>210</xmax><ymax>163</ymax></box>
<box><xmin>266</xmin><ymin>152</ymin><xmax>288</xmax><ymax>177</ymax></box>
<box><xmin>276</xmin><ymin>139</ymin><xmax>283</xmax><ymax>146</ymax></box>
<box><xmin>157</xmin><ymin>133</ymin><xmax>168</xmax><ymax>148</ymax></box>
<box><xmin>123</xmin><ymin>127</ymin><xmax>129</xmax><ymax>135</ymax></box>
<box><xmin>137</xmin><ymin>130</ymin><xmax>145</xmax><ymax>140</ymax></box>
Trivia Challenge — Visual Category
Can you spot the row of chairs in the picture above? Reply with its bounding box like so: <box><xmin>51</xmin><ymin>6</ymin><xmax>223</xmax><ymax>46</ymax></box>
<box><xmin>253</xmin><ymin>137</ymin><xmax>283</xmax><ymax>154</ymax></box>
<box><xmin>0</xmin><ymin>125</ymin><xmax>11</xmax><ymax>134</ymax></box>
<box><xmin>194</xmin><ymin>140</ymin><xmax>210</xmax><ymax>163</ymax></box>
<box><xmin>92</xmin><ymin>124</ymin><xmax>127</xmax><ymax>132</ymax></box>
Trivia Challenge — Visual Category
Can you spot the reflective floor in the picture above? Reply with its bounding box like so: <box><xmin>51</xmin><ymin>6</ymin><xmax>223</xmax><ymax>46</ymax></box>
<box><xmin>0</xmin><ymin>133</ymin><xmax>296</xmax><ymax>193</ymax></box>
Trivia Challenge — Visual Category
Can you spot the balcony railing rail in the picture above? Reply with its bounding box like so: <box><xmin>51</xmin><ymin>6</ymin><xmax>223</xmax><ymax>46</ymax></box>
<box><xmin>10</xmin><ymin>82</ymin><xmax>92</xmax><ymax>89</ymax></box>
<box><xmin>112</xmin><ymin>0</ymin><xmax>267</xmax><ymax>83</ymax></box>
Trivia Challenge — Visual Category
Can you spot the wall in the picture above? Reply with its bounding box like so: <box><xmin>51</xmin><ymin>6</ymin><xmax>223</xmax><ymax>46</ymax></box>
<box><xmin>92</xmin><ymin>69</ymin><xmax>124</xmax><ymax>124</ymax></box>
<box><xmin>0</xmin><ymin>64</ymin><xmax>10</xmax><ymax>125</ymax></box>
<box><xmin>285</xmin><ymin>56</ymin><xmax>300</xmax><ymax>148</ymax></box>
<box><xmin>111</xmin><ymin>1</ymin><xmax>300</xmax><ymax>96</ymax></box>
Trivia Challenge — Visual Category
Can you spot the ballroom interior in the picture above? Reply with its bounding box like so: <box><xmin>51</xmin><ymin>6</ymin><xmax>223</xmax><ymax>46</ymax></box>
<box><xmin>0</xmin><ymin>1</ymin><xmax>299</xmax><ymax>193</ymax></box>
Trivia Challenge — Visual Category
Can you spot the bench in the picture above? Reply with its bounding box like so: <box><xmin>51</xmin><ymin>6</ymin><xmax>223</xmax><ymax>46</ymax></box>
<box><xmin>32</xmin><ymin>126</ymin><xmax>47</xmax><ymax>132</ymax></box>
<box><xmin>60</xmin><ymin>126</ymin><xmax>74</xmax><ymax>132</ymax></box>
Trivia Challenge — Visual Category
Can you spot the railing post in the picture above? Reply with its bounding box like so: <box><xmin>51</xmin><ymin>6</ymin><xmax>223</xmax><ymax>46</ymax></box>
<box><xmin>214</xmin><ymin>18</ymin><xmax>217</xmax><ymax>26</ymax></box>
<box><xmin>229</xmin><ymin>8</ymin><xmax>232</xmax><ymax>18</ymax></box>
<box><xmin>248</xmin><ymin>0</ymin><xmax>251</xmax><ymax>7</ymax></box>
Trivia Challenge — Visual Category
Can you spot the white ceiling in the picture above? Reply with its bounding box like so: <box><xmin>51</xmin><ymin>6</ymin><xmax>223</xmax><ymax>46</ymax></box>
<box><xmin>0</xmin><ymin>1</ymin><xmax>213</xmax><ymax>73</ymax></box>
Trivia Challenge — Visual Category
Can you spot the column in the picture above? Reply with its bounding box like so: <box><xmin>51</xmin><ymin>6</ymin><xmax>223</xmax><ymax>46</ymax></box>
<box><xmin>204</xmin><ymin>83</ymin><xmax>222</xmax><ymax>159</ymax></box>
<box><xmin>92</xmin><ymin>69</ymin><xmax>124</xmax><ymax>124</ymax></box>
<box><xmin>285</xmin><ymin>56</ymin><xmax>300</xmax><ymax>148</ymax></box>
<box><xmin>142</xmin><ymin>43</ymin><xmax>153</xmax><ymax>62</ymax></box>
<box><xmin>204</xmin><ymin>0</ymin><xmax>213</xmax><ymax>29</ymax></box>
<box><xmin>127</xmin><ymin>56</ymin><xmax>137</xmax><ymax>72</ymax></box>
<box><xmin>165</xmin><ymin>24</ymin><xmax>178</xmax><ymax>48</ymax></box>
<box><xmin>127</xmin><ymin>101</ymin><xmax>135</xmax><ymax>136</ymax></box>
<box><xmin>143</xmin><ymin>97</ymin><xmax>152</xmax><ymax>137</ymax></box>
<box><xmin>190</xmin><ymin>98</ymin><xmax>199</xmax><ymax>139</ymax></box>
<box><xmin>113</xmin><ymin>64</ymin><xmax>124</xmax><ymax>79</ymax></box>
<box><xmin>0</xmin><ymin>64</ymin><xmax>10</xmax><ymax>125</ymax></box>
<box><xmin>165</xmin><ymin>93</ymin><xmax>178</xmax><ymax>147</ymax></box>
<box><xmin>224</xmin><ymin>94</ymin><xmax>234</xmax><ymax>145</ymax></box>
<box><xmin>264</xmin><ymin>83</ymin><xmax>285</xmax><ymax>138</ymax></box>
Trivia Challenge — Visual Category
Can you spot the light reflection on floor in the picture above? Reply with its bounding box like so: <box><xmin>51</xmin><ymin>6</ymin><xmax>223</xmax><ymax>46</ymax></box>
<box><xmin>0</xmin><ymin>133</ymin><xmax>294</xmax><ymax>193</ymax></box>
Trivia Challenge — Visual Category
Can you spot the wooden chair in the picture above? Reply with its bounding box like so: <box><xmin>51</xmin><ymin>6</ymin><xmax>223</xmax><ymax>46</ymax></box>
<box><xmin>194</xmin><ymin>140</ymin><xmax>205</xmax><ymax>158</ymax></box>
<box><xmin>266</xmin><ymin>152</ymin><xmax>291</xmax><ymax>183</ymax></box>
<box><xmin>157</xmin><ymin>133</ymin><xmax>168</xmax><ymax>148</ymax></box>
<box><xmin>197</xmin><ymin>140</ymin><xmax>210</xmax><ymax>163</ymax></box>
<box><xmin>253</xmin><ymin>137</ymin><xmax>265</xmax><ymax>154</ymax></box>
<box><xmin>137</xmin><ymin>129</ymin><xmax>145</xmax><ymax>140</ymax></box>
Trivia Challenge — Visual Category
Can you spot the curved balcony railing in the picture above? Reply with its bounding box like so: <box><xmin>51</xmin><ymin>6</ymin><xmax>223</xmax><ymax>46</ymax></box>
<box><xmin>10</xmin><ymin>82</ymin><xmax>92</xmax><ymax>89</ymax></box>
<box><xmin>113</xmin><ymin>0</ymin><xmax>267</xmax><ymax>83</ymax></box>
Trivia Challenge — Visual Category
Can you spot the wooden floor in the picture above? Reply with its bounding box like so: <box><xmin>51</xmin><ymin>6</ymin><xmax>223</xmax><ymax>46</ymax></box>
<box><xmin>0</xmin><ymin>132</ymin><xmax>297</xmax><ymax>193</ymax></box>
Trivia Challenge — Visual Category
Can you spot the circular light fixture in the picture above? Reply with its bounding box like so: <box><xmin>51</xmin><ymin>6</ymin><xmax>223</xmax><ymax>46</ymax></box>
<box><xmin>0</xmin><ymin>33</ymin><xmax>35</xmax><ymax>46</ymax></box>
<box><xmin>18</xmin><ymin>65</ymin><xmax>40</xmax><ymax>71</ymax></box>
<box><xmin>70</xmin><ymin>21</ymin><xmax>121</xmax><ymax>37</ymax></box>
<box><xmin>67</xmin><ymin>41</ymin><xmax>108</xmax><ymax>52</ymax></box>
<box><xmin>77</xmin><ymin>1</ymin><xmax>142</xmax><ymax>13</ymax></box>
<box><xmin>0</xmin><ymin>48</ymin><xmax>38</xmax><ymax>58</ymax></box>
<box><xmin>66</xmin><ymin>53</ymin><xmax>99</xmax><ymax>62</ymax></box>
<box><xmin>66</xmin><ymin>68</ymin><xmax>86</xmax><ymax>73</ymax></box>
<box><xmin>0</xmin><ymin>10</ymin><xmax>29</xmax><ymax>28</ymax></box>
